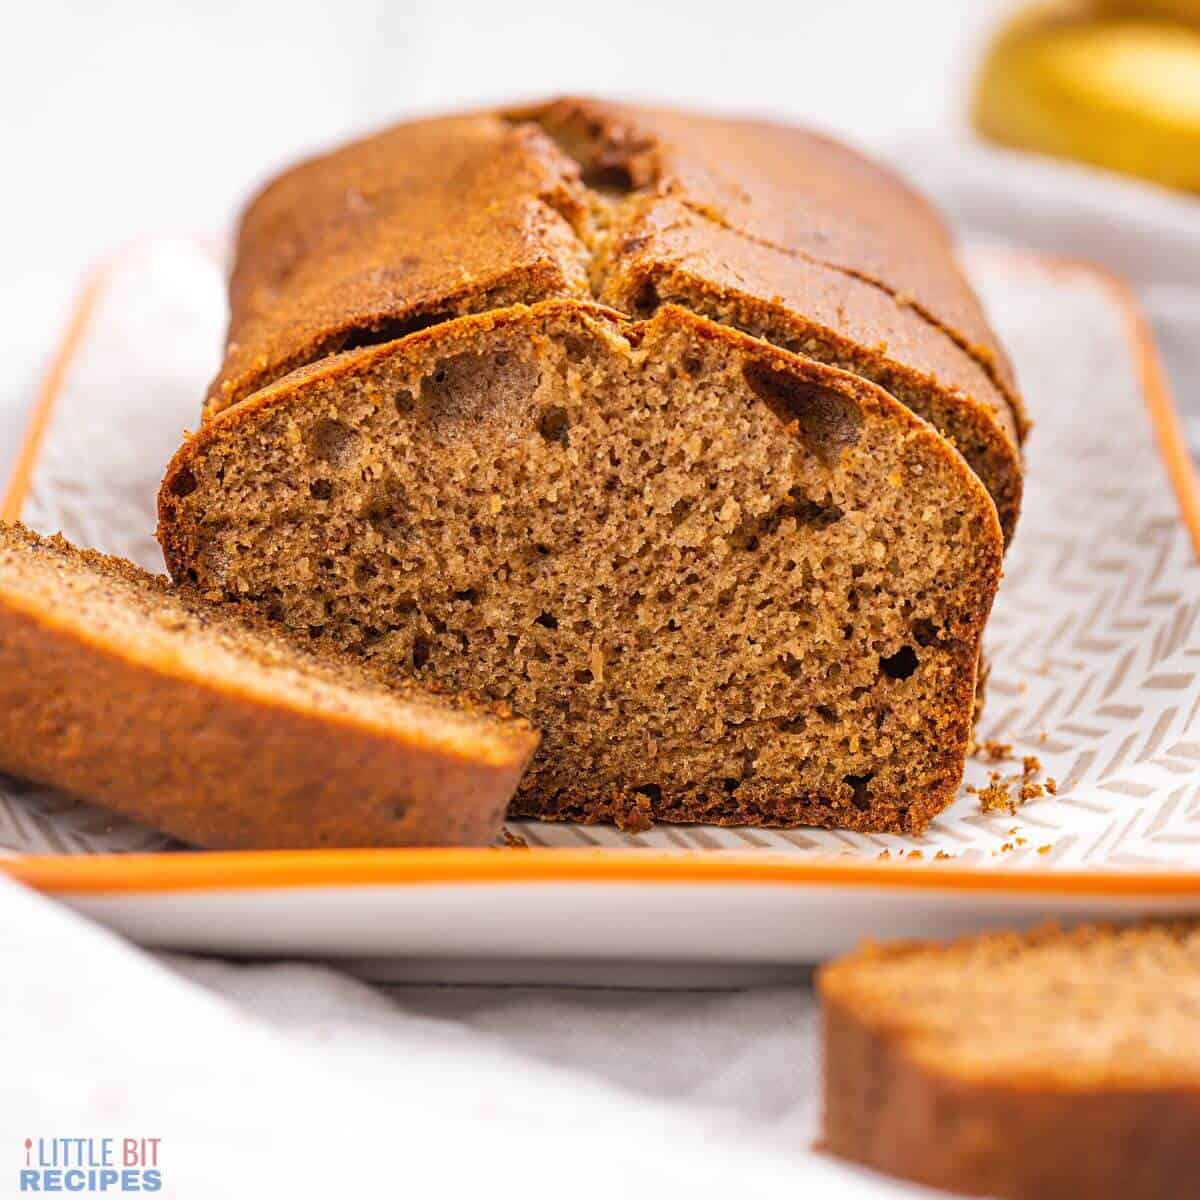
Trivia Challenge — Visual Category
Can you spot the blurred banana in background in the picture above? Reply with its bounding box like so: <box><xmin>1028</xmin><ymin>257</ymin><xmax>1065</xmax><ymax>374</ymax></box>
<box><xmin>974</xmin><ymin>0</ymin><xmax>1200</xmax><ymax>191</ymax></box>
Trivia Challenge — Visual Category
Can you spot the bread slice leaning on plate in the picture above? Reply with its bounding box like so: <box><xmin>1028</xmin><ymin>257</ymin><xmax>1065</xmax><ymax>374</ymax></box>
<box><xmin>0</xmin><ymin>521</ymin><xmax>536</xmax><ymax>849</ymax></box>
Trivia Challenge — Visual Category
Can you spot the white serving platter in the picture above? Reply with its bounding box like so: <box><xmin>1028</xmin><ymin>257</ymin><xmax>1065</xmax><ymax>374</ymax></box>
<box><xmin>3</xmin><ymin>240</ymin><xmax>1199</xmax><ymax>983</ymax></box>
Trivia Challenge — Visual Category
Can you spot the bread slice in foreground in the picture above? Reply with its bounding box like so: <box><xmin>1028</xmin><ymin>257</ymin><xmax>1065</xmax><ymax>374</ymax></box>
<box><xmin>0</xmin><ymin>522</ymin><xmax>536</xmax><ymax>849</ymax></box>
<box><xmin>819</xmin><ymin>922</ymin><xmax>1200</xmax><ymax>1199</ymax></box>
<box><xmin>160</xmin><ymin>301</ymin><xmax>1002</xmax><ymax>833</ymax></box>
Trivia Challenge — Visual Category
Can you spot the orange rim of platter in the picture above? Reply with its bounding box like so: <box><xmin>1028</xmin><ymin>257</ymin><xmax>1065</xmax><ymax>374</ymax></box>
<box><xmin>3</xmin><ymin>246</ymin><xmax>1200</xmax><ymax>897</ymax></box>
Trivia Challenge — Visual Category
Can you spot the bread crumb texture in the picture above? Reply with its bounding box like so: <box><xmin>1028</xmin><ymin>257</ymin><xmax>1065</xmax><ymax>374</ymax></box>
<box><xmin>162</xmin><ymin>303</ymin><xmax>1002</xmax><ymax>833</ymax></box>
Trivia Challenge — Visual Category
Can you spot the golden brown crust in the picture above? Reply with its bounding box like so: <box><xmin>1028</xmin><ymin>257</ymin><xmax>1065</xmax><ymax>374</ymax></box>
<box><xmin>207</xmin><ymin>112</ymin><xmax>592</xmax><ymax>416</ymax></box>
<box><xmin>819</xmin><ymin>924</ymin><xmax>1200</xmax><ymax>1199</ymax></box>
<box><xmin>0</xmin><ymin>522</ymin><xmax>536</xmax><ymax>849</ymax></box>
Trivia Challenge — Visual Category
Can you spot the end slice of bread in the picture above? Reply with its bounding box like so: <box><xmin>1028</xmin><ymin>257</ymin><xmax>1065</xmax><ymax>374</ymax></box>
<box><xmin>0</xmin><ymin>521</ymin><xmax>537</xmax><ymax>849</ymax></box>
<box><xmin>819</xmin><ymin>922</ymin><xmax>1200</xmax><ymax>1199</ymax></box>
<box><xmin>159</xmin><ymin>301</ymin><xmax>1002</xmax><ymax>833</ymax></box>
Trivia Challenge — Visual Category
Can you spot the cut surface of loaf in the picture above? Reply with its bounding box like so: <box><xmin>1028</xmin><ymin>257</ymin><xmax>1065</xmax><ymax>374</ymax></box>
<box><xmin>819</xmin><ymin>922</ymin><xmax>1200</xmax><ymax>1199</ymax></box>
<box><xmin>0</xmin><ymin>521</ymin><xmax>536</xmax><ymax>849</ymax></box>
<box><xmin>160</xmin><ymin>301</ymin><xmax>1002</xmax><ymax>833</ymax></box>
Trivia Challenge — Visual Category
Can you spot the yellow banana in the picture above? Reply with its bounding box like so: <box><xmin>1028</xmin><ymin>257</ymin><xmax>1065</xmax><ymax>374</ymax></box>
<box><xmin>973</xmin><ymin>1</ymin><xmax>1200</xmax><ymax>191</ymax></box>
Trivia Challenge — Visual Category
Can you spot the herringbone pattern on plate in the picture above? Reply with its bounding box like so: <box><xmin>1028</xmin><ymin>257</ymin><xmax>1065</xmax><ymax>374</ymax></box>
<box><xmin>5</xmin><ymin>244</ymin><xmax>1198</xmax><ymax>868</ymax></box>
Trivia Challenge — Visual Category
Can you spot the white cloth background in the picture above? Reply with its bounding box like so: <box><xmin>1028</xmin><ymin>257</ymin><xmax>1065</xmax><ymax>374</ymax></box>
<box><xmin>4</xmin><ymin>2</ymin><xmax>1200</xmax><ymax>1195</ymax></box>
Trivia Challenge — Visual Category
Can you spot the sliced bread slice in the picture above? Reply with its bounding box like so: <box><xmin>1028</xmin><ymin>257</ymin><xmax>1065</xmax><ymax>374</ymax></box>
<box><xmin>0</xmin><ymin>521</ymin><xmax>537</xmax><ymax>849</ymax></box>
<box><xmin>819</xmin><ymin>921</ymin><xmax>1200</xmax><ymax>1199</ymax></box>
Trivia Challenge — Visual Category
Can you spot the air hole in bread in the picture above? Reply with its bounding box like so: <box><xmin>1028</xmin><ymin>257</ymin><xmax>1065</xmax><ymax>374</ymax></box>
<box><xmin>582</xmin><ymin>163</ymin><xmax>635</xmax><ymax>194</ymax></box>
<box><xmin>843</xmin><ymin>773</ymin><xmax>874</xmax><ymax>811</ymax></box>
<box><xmin>799</xmin><ymin>499</ymin><xmax>843</xmax><ymax>528</ymax></box>
<box><xmin>632</xmin><ymin>280</ymin><xmax>660</xmax><ymax>318</ymax></box>
<box><xmin>731</xmin><ymin>488</ymin><xmax>843</xmax><ymax>553</ymax></box>
<box><xmin>669</xmin><ymin>499</ymin><xmax>691</xmax><ymax>528</ymax></box>
<box><xmin>778</xmin><ymin>653</ymin><xmax>804</xmax><ymax>679</ymax></box>
<box><xmin>911</xmin><ymin>618</ymin><xmax>941</xmax><ymax>646</ymax></box>
<box><xmin>534</xmin><ymin>612</ymin><xmax>558</xmax><ymax>629</ymax></box>
<box><xmin>337</xmin><ymin>311</ymin><xmax>453</xmax><ymax>354</ymax></box>
<box><xmin>395</xmin><ymin>390</ymin><xmax>415</xmax><ymax>416</ymax></box>
<box><xmin>368</xmin><ymin>514</ymin><xmax>406</xmax><ymax>543</ymax></box>
<box><xmin>412</xmin><ymin>637</ymin><xmax>431</xmax><ymax>669</ymax></box>
<box><xmin>538</xmin><ymin>405</ymin><xmax>570</xmax><ymax>445</ymax></box>
<box><xmin>390</xmin><ymin>798</ymin><xmax>409</xmax><ymax>821</ymax></box>
<box><xmin>309</xmin><ymin>479</ymin><xmax>333</xmax><ymax>500</ymax></box>
<box><xmin>634</xmin><ymin>783</ymin><xmax>663</xmax><ymax>803</ymax></box>
<box><xmin>168</xmin><ymin>468</ymin><xmax>198</xmax><ymax>498</ymax></box>
<box><xmin>880</xmin><ymin>645</ymin><xmax>919</xmax><ymax>679</ymax></box>
<box><xmin>421</xmin><ymin>351</ymin><xmax>540</xmax><ymax>423</ymax></box>
<box><xmin>308</xmin><ymin>418</ymin><xmax>358</xmax><ymax>467</ymax></box>
<box><xmin>742</xmin><ymin>363</ymin><xmax>863</xmax><ymax>466</ymax></box>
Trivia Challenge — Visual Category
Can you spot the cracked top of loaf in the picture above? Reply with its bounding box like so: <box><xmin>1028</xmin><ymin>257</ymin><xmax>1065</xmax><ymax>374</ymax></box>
<box><xmin>203</xmin><ymin>97</ymin><xmax>1024</xmax><ymax>540</ymax></box>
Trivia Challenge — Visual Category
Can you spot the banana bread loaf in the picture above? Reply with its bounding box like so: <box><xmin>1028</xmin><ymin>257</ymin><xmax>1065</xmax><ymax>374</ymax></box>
<box><xmin>0</xmin><ymin>521</ymin><xmax>536</xmax><ymax>848</ymax></box>
<box><xmin>819</xmin><ymin>921</ymin><xmax>1200</xmax><ymax>1199</ymax></box>
<box><xmin>158</xmin><ymin>98</ymin><xmax>1016</xmax><ymax>834</ymax></box>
